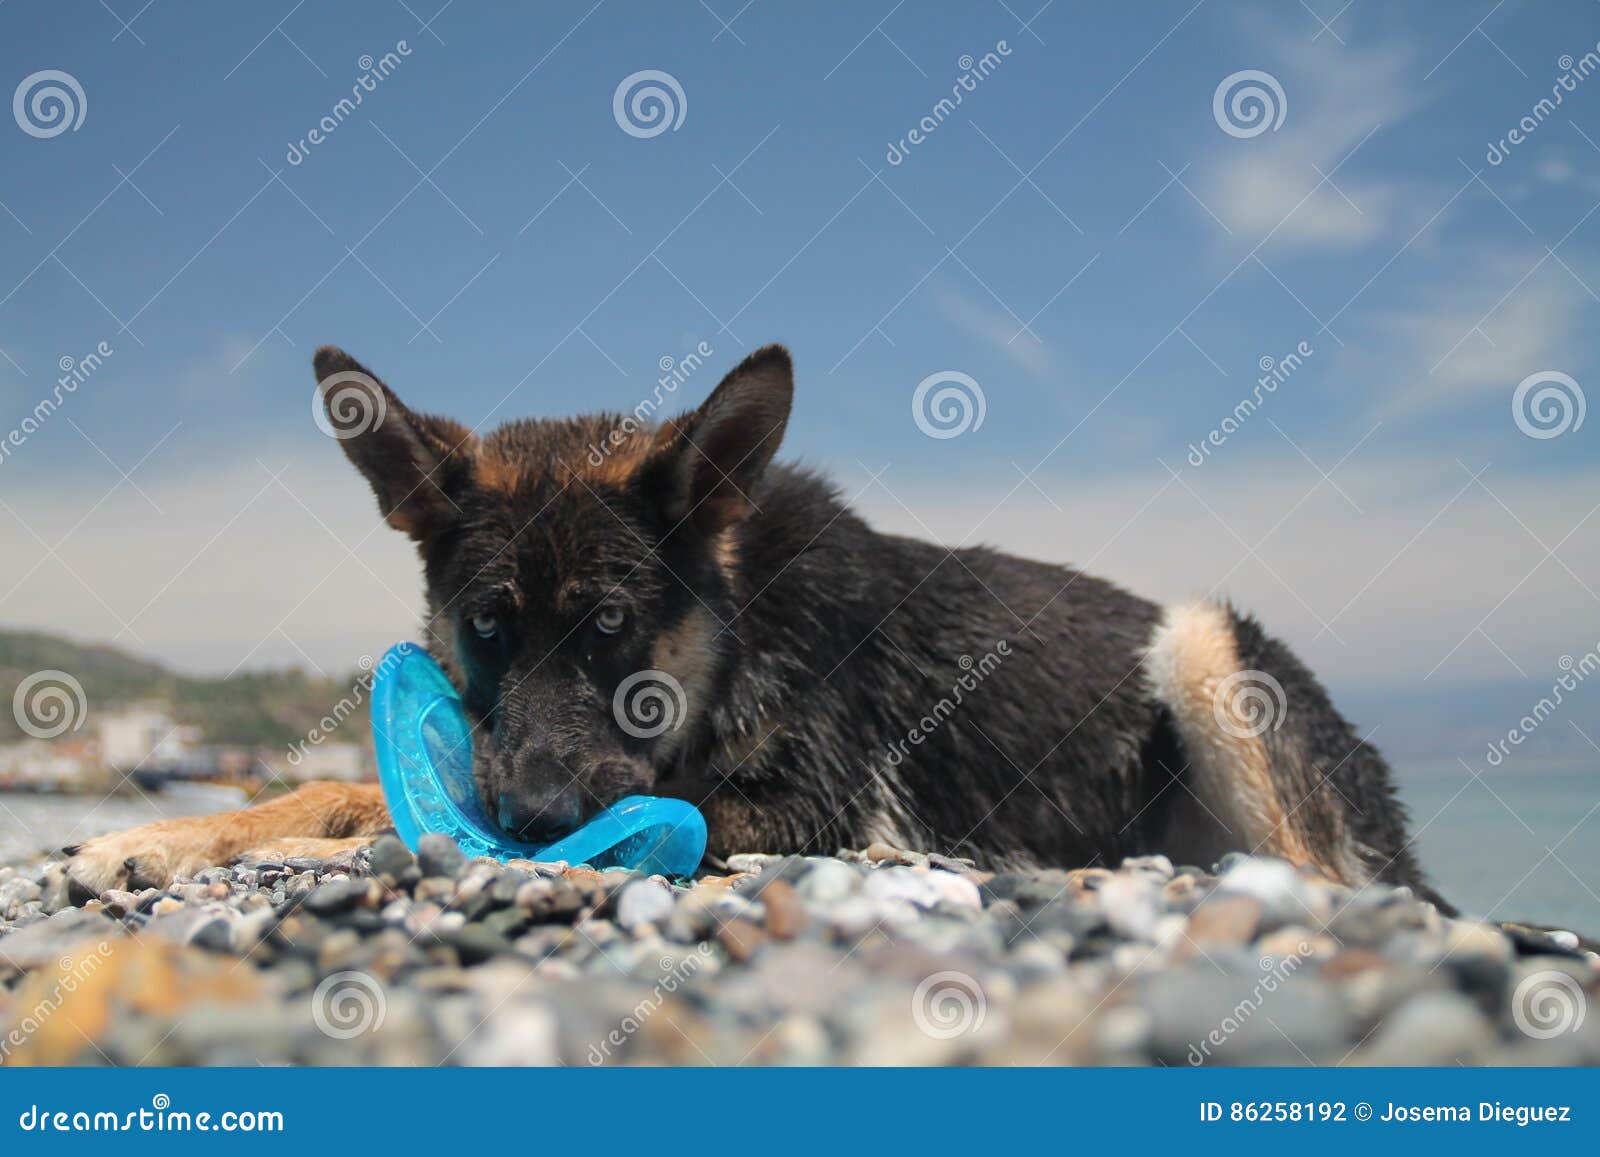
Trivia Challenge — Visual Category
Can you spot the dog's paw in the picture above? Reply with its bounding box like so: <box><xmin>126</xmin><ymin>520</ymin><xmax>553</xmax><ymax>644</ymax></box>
<box><xmin>67</xmin><ymin>818</ymin><xmax>227</xmax><ymax>894</ymax></box>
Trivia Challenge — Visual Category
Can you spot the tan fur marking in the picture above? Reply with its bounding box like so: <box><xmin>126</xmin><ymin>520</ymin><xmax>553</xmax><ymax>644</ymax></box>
<box><xmin>1144</xmin><ymin>601</ymin><xmax>1329</xmax><ymax>874</ymax></box>
<box><xmin>559</xmin><ymin>422</ymin><xmax>675</xmax><ymax>490</ymax></box>
<box><xmin>649</xmin><ymin>606</ymin><xmax>719</xmax><ymax>762</ymax></box>
<box><xmin>713</xmin><ymin>526</ymin><xmax>739</xmax><ymax>577</ymax></box>
<box><xmin>476</xmin><ymin>449</ymin><xmax>526</xmax><ymax>495</ymax></box>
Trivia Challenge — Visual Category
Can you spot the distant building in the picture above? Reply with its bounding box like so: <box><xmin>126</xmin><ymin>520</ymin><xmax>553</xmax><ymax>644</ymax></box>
<box><xmin>98</xmin><ymin>704</ymin><xmax>199</xmax><ymax>771</ymax></box>
<box><xmin>0</xmin><ymin>737</ymin><xmax>110</xmax><ymax>792</ymax></box>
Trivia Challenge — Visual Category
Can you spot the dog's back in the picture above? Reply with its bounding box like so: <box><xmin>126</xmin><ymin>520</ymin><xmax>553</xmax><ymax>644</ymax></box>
<box><xmin>681</xmin><ymin>457</ymin><xmax>1443</xmax><ymax>907</ymax></box>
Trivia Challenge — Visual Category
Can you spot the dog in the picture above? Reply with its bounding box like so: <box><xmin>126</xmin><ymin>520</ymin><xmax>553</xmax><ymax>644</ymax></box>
<box><xmin>67</xmin><ymin>344</ymin><xmax>1450</xmax><ymax>911</ymax></box>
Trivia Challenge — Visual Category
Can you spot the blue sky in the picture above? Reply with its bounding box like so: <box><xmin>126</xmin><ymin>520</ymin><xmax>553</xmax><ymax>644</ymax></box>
<box><xmin>2</xmin><ymin>1</ymin><xmax>1598</xmax><ymax>761</ymax></box>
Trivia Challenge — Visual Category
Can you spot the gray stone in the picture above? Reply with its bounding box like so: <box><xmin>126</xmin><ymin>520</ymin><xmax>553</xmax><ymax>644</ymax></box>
<box><xmin>417</xmin><ymin>833</ymin><xmax>468</xmax><ymax>879</ymax></box>
<box><xmin>369</xmin><ymin>835</ymin><xmax>415</xmax><ymax>879</ymax></box>
<box><xmin>615</xmin><ymin>879</ymin><xmax>676</xmax><ymax>931</ymax></box>
<box><xmin>0</xmin><ymin>907</ymin><xmax>119</xmax><ymax>971</ymax></box>
<box><xmin>796</xmin><ymin>858</ymin><xmax>859</xmax><ymax>903</ymax></box>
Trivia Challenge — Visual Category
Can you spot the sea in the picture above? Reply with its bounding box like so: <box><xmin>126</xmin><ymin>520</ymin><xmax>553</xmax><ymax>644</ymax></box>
<box><xmin>0</xmin><ymin>759</ymin><xmax>1594</xmax><ymax>930</ymax></box>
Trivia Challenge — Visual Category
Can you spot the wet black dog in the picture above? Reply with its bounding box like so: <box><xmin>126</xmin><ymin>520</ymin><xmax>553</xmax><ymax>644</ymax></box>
<box><xmin>68</xmin><ymin>344</ymin><xmax>1446</xmax><ymax>909</ymax></box>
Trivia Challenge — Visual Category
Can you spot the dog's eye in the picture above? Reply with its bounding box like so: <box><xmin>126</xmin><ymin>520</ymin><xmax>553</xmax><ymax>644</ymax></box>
<box><xmin>471</xmin><ymin>613</ymin><xmax>498</xmax><ymax>639</ymax></box>
<box><xmin>595</xmin><ymin>605</ymin><xmax>626</xmax><ymax>635</ymax></box>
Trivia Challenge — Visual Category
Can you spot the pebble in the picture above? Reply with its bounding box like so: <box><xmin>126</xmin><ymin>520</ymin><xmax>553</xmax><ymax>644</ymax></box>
<box><xmin>615</xmin><ymin>879</ymin><xmax>676</xmax><ymax>931</ymax></box>
<box><xmin>417</xmin><ymin>833</ymin><xmax>468</xmax><ymax>879</ymax></box>
<box><xmin>761</xmin><ymin>880</ymin><xmax>809</xmax><ymax>939</ymax></box>
<box><xmin>369</xmin><ymin>835</ymin><xmax>416</xmax><ymax>879</ymax></box>
<box><xmin>796</xmin><ymin>858</ymin><xmax>859</xmax><ymax>903</ymax></box>
<box><xmin>1182</xmin><ymin>895</ymin><xmax>1261</xmax><ymax>953</ymax></box>
<box><xmin>303</xmin><ymin>878</ymin><xmax>367</xmax><ymax>915</ymax></box>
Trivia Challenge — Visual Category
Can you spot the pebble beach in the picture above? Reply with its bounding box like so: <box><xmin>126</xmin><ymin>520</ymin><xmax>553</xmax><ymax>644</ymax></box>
<box><xmin>1</xmin><ymin>836</ymin><xmax>1597</xmax><ymax>1066</ymax></box>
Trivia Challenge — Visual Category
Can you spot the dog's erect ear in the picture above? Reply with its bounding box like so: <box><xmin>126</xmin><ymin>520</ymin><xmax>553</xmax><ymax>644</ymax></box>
<box><xmin>312</xmin><ymin>346</ymin><xmax>475</xmax><ymax>541</ymax></box>
<box><xmin>641</xmin><ymin>344</ymin><xmax>793</xmax><ymax>533</ymax></box>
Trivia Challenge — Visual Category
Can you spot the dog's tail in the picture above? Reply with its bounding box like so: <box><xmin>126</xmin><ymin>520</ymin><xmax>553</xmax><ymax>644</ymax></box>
<box><xmin>1144</xmin><ymin>599</ymin><xmax>1455</xmax><ymax>915</ymax></box>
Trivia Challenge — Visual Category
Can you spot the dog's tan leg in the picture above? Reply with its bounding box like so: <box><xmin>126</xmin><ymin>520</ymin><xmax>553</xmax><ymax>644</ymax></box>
<box><xmin>67</xmin><ymin>782</ymin><xmax>391</xmax><ymax>892</ymax></box>
<box><xmin>235</xmin><ymin>836</ymin><xmax>376</xmax><ymax>863</ymax></box>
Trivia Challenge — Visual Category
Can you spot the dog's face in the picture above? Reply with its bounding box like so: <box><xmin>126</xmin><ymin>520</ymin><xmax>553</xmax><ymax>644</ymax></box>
<box><xmin>314</xmin><ymin>345</ymin><xmax>793</xmax><ymax>842</ymax></box>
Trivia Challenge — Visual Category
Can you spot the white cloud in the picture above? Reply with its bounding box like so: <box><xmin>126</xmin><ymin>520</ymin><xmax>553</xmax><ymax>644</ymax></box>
<box><xmin>932</xmin><ymin>281</ymin><xmax>1061</xmax><ymax>379</ymax></box>
<box><xmin>1336</xmin><ymin>249</ymin><xmax>1590</xmax><ymax>420</ymax></box>
<box><xmin>1197</xmin><ymin>36</ymin><xmax>1423</xmax><ymax>249</ymax></box>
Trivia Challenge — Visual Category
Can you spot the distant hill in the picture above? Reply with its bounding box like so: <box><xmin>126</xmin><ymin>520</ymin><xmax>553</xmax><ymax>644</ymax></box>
<box><xmin>0</xmin><ymin>628</ymin><xmax>372</xmax><ymax>748</ymax></box>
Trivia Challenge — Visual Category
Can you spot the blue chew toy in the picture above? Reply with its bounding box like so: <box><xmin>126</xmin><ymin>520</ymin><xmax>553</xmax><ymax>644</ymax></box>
<box><xmin>370</xmin><ymin>642</ymin><xmax>706</xmax><ymax>876</ymax></box>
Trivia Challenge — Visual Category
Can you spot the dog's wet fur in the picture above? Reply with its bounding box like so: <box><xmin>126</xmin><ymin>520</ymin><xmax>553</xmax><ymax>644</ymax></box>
<box><xmin>68</xmin><ymin>344</ymin><xmax>1450</xmax><ymax>911</ymax></box>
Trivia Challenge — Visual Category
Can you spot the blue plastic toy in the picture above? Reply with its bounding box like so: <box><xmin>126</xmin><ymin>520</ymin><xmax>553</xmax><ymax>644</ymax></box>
<box><xmin>370</xmin><ymin>642</ymin><xmax>707</xmax><ymax>877</ymax></box>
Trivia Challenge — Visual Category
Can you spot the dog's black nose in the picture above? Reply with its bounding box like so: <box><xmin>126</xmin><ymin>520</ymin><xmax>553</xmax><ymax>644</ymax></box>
<box><xmin>496</xmin><ymin>785</ymin><xmax>581</xmax><ymax>844</ymax></box>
